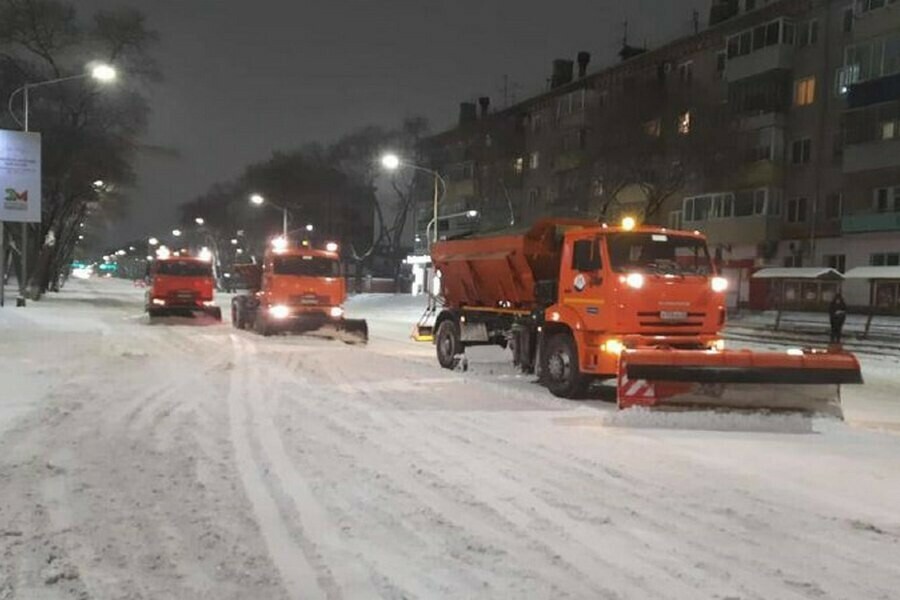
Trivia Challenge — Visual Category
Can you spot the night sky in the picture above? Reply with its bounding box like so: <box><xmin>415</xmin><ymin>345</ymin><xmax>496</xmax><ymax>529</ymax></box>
<box><xmin>78</xmin><ymin>0</ymin><xmax>708</xmax><ymax>244</ymax></box>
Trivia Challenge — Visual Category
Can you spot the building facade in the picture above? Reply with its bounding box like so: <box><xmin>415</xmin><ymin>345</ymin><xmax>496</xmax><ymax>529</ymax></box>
<box><xmin>418</xmin><ymin>0</ymin><xmax>900</xmax><ymax>309</ymax></box>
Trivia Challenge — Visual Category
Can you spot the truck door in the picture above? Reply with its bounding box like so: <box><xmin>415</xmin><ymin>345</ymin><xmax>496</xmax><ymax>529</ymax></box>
<box><xmin>559</xmin><ymin>236</ymin><xmax>605</xmax><ymax>318</ymax></box>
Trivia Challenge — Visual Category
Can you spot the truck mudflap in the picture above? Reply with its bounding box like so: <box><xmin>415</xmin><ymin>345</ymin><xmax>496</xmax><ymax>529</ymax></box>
<box><xmin>617</xmin><ymin>348</ymin><xmax>863</xmax><ymax>419</ymax></box>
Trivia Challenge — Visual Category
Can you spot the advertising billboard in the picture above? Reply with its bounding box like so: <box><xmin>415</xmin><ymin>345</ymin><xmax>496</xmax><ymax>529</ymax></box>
<box><xmin>0</xmin><ymin>130</ymin><xmax>42</xmax><ymax>223</ymax></box>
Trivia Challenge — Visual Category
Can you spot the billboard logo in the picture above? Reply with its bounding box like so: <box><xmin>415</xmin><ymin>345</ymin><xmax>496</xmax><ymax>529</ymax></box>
<box><xmin>3</xmin><ymin>188</ymin><xmax>28</xmax><ymax>210</ymax></box>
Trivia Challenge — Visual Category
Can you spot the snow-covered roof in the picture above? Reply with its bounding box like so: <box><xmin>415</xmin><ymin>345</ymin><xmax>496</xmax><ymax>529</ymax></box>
<box><xmin>844</xmin><ymin>266</ymin><xmax>900</xmax><ymax>280</ymax></box>
<box><xmin>752</xmin><ymin>268</ymin><xmax>844</xmax><ymax>280</ymax></box>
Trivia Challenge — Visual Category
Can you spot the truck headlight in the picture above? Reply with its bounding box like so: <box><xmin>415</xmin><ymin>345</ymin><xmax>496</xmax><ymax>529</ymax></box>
<box><xmin>329</xmin><ymin>306</ymin><xmax>344</xmax><ymax>318</ymax></box>
<box><xmin>602</xmin><ymin>339</ymin><xmax>624</xmax><ymax>355</ymax></box>
<box><xmin>269</xmin><ymin>305</ymin><xmax>290</xmax><ymax>319</ymax></box>
<box><xmin>711</xmin><ymin>276</ymin><xmax>728</xmax><ymax>293</ymax></box>
<box><xmin>625</xmin><ymin>273</ymin><xmax>645</xmax><ymax>289</ymax></box>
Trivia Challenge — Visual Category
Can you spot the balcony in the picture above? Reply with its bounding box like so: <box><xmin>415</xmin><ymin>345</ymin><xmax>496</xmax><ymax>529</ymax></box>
<box><xmin>685</xmin><ymin>215</ymin><xmax>782</xmax><ymax>246</ymax></box>
<box><xmin>847</xmin><ymin>73</ymin><xmax>900</xmax><ymax>109</ymax></box>
<box><xmin>852</xmin><ymin>3</ymin><xmax>900</xmax><ymax>41</ymax></box>
<box><xmin>725</xmin><ymin>44</ymin><xmax>794</xmax><ymax>81</ymax></box>
<box><xmin>843</xmin><ymin>139</ymin><xmax>900</xmax><ymax>173</ymax></box>
<box><xmin>842</xmin><ymin>212</ymin><xmax>900</xmax><ymax>234</ymax></box>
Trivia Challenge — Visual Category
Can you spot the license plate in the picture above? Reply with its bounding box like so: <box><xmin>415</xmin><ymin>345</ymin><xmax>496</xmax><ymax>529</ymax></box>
<box><xmin>660</xmin><ymin>311</ymin><xmax>688</xmax><ymax>321</ymax></box>
<box><xmin>300</xmin><ymin>296</ymin><xmax>318</xmax><ymax>305</ymax></box>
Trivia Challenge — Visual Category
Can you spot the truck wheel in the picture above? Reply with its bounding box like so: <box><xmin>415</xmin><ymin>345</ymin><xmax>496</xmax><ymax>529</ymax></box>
<box><xmin>254</xmin><ymin>313</ymin><xmax>272</xmax><ymax>337</ymax></box>
<box><xmin>541</xmin><ymin>333</ymin><xmax>589</xmax><ymax>399</ymax></box>
<box><xmin>231</xmin><ymin>302</ymin><xmax>243</xmax><ymax>329</ymax></box>
<box><xmin>435</xmin><ymin>319</ymin><xmax>463</xmax><ymax>370</ymax></box>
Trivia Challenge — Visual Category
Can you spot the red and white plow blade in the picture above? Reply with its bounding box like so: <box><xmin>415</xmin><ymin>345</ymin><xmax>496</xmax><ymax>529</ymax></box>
<box><xmin>617</xmin><ymin>348</ymin><xmax>863</xmax><ymax>419</ymax></box>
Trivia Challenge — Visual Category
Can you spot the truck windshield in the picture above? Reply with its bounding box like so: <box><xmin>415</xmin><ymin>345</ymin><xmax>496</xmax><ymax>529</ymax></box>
<box><xmin>273</xmin><ymin>256</ymin><xmax>341</xmax><ymax>277</ymax></box>
<box><xmin>155</xmin><ymin>260</ymin><xmax>213</xmax><ymax>277</ymax></box>
<box><xmin>607</xmin><ymin>233</ymin><xmax>712</xmax><ymax>275</ymax></box>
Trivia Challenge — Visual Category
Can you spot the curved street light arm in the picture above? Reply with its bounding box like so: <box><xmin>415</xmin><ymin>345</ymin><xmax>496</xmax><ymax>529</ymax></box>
<box><xmin>7</xmin><ymin>74</ymin><xmax>92</xmax><ymax>130</ymax></box>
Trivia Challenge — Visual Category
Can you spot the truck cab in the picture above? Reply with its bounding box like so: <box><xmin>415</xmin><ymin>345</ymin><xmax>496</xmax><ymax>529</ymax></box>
<box><xmin>551</xmin><ymin>225</ymin><xmax>726</xmax><ymax>378</ymax></box>
<box><xmin>146</xmin><ymin>256</ymin><xmax>222</xmax><ymax>320</ymax></box>
<box><xmin>232</xmin><ymin>240</ymin><xmax>366</xmax><ymax>342</ymax></box>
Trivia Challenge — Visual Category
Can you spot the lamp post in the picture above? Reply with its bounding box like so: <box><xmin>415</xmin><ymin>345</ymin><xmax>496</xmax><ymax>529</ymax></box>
<box><xmin>3</xmin><ymin>63</ymin><xmax>117</xmax><ymax>306</ymax></box>
<box><xmin>380</xmin><ymin>153</ymin><xmax>446</xmax><ymax>247</ymax></box>
<box><xmin>249</xmin><ymin>194</ymin><xmax>290</xmax><ymax>239</ymax></box>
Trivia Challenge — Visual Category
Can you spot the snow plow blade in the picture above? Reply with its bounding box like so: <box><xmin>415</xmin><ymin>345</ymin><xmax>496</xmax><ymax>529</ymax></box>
<box><xmin>617</xmin><ymin>348</ymin><xmax>863</xmax><ymax>419</ymax></box>
<box><xmin>337</xmin><ymin>318</ymin><xmax>369</xmax><ymax>345</ymax></box>
<box><xmin>411</xmin><ymin>324</ymin><xmax>434</xmax><ymax>342</ymax></box>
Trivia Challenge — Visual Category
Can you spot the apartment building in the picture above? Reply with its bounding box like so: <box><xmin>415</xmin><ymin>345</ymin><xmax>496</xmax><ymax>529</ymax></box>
<box><xmin>417</xmin><ymin>0</ymin><xmax>900</xmax><ymax>308</ymax></box>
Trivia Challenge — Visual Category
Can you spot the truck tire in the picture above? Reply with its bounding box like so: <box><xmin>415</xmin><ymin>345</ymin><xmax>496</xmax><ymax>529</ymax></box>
<box><xmin>254</xmin><ymin>312</ymin><xmax>272</xmax><ymax>337</ymax></box>
<box><xmin>435</xmin><ymin>319</ymin><xmax>463</xmax><ymax>370</ymax></box>
<box><xmin>541</xmin><ymin>333</ymin><xmax>589</xmax><ymax>399</ymax></box>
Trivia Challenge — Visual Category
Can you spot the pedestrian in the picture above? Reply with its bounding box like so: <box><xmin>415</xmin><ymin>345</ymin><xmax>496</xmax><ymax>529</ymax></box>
<box><xmin>829</xmin><ymin>291</ymin><xmax>847</xmax><ymax>344</ymax></box>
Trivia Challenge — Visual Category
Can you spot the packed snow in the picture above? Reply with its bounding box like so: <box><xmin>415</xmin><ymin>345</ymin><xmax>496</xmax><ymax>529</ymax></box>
<box><xmin>1</xmin><ymin>278</ymin><xmax>899</xmax><ymax>599</ymax></box>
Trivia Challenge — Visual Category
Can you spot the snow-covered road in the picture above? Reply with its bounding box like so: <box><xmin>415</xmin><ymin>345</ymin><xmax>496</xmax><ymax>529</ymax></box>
<box><xmin>1</xmin><ymin>279</ymin><xmax>899</xmax><ymax>599</ymax></box>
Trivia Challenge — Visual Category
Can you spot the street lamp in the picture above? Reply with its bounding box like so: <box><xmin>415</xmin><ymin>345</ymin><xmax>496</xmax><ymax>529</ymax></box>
<box><xmin>249</xmin><ymin>194</ymin><xmax>289</xmax><ymax>239</ymax></box>
<box><xmin>172</xmin><ymin>229</ymin><xmax>182</xmax><ymax>237</ymax></box>
<box><xmin>305</xmin><ymin>224</ymin><xmax>314</xmax><ymax>232</ymax></box>
<box><xmin>7</xmin><ymin>62</ymin><xmax>117</xmax><ymax>132</ymax></box>
<box><xmin>380</xmin><ymin>153</ymin><xmax>446</xmax><ymax>246</ymax></box>
<box><xmin>148</xmin><ymin>237</ymin><xmax>159</xmax><ymax>246</ymax></box>
<box><xmin>194</xmin><ymin>217</ymin><xmax>205</xmax><ymax>226</ymax></box>
<box><xmin>380</xmin><ymin>154</ymin><xmax>401</xmax><ymax>171</ymax></box>
<box><xmin>90</xmin><ymin>64</ymin><xmax>117</xmax><ymax>82</ymax></box>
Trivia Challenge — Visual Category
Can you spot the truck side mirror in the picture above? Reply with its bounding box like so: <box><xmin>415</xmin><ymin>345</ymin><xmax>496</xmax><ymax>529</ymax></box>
<box><xmin>573</xmin><ymin>239</ymin><xmax>602</xmax><ymax>272</ymax></box>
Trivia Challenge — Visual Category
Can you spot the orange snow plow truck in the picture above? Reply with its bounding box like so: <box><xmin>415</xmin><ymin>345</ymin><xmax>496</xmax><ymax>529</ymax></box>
<box><xmin>231</xmin><ymin>240</ymin><xmax>368</xmax><ymax>343</ymax></box>
<box><xmin>146</xmin><ymin>256</ymin><xmax>222</xmax><ymax>320</ymax></box>
<box><xmin>430</xmin><ymin>218</ymin><xmax>862</xmax><ymax>417</ymax></box>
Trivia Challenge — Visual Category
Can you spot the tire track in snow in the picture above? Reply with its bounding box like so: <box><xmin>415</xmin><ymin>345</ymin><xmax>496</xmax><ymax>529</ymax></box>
<box><xmin>270</xmin><ymin>385</ymin><xmax>612</xmax><ymax>599</ymax></box>
<box><xmin>240</xmin><ymin>339</ymin><xmax>388</xmax><ymax>598</ymax></box>
<box><xmin>226</xmin><ymin>334</ymin><xmax>326</xmax><ymax>599</ymax></box>
<box><xmin>246</xmin><ymin>339</ymin><xmax>468</xmax><ymax>598</ymax></box>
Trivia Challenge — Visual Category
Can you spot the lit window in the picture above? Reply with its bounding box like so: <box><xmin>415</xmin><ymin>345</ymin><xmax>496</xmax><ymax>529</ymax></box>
<box><xmin>644</xmin><ymin>118</ymin><xmax>661</xmax><ymax>137</ymax></box>
<box><xmin>529</xmin><ymin>152</ymin><xmax>540</xmax><ymax>170</ymax></box>
<box><xmin>794</xmin><ymin>76</ymin><xmax>816</xmax><ymax>106</ymax></box>
<box><xmin>513</xmin><ymin>157</ymin><xmax>524</xmax><ymax>174</ymax></box>
<box><xmin>678</xmin><ymin>111</ymin><xmax>692</xmax><ymax>135</ymax></box>
<box><xmin>882</xmin><ymin>121</ymin><xmax>897</xmax><ymax>140</ymax></box>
